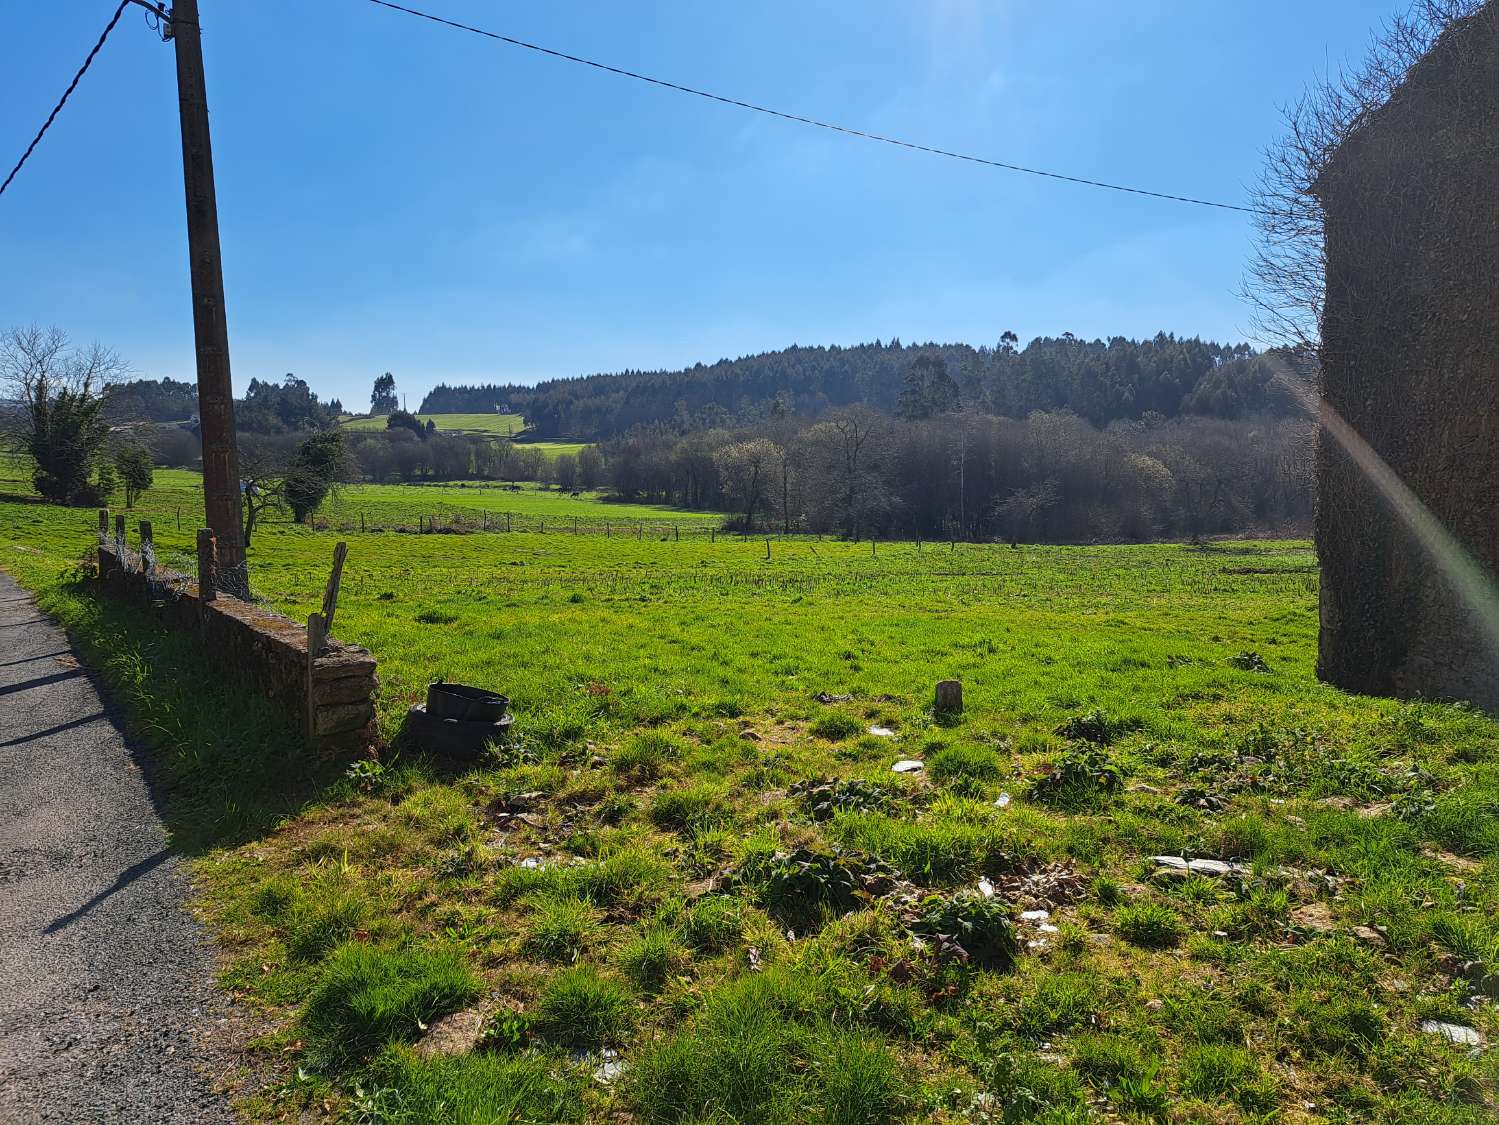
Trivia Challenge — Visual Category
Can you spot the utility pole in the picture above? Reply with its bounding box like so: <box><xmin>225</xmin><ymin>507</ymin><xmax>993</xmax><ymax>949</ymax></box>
<box><xmin>169</xmin><ymin>0</ymin><xmax>246</xmax><ymax>583</ymax></box>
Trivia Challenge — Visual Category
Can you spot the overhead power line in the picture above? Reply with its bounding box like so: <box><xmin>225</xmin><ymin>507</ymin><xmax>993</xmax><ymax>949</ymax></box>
<box><xmin>362</xmin><ymin>0</ymin><xmax>1265</xmax><ymax>216</ymax></box>
<box><xmin>0</xmin><ymin>1</ymin><xmax>129</xmax><ymax>200</ymax></box>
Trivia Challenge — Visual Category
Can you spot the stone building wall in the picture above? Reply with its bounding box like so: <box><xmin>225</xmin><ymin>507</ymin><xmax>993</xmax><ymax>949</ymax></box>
<box><xmin>1312</xmin><ymin>6</ymin><xmax>1499</xmax><ymax>711</ymax></box>
<box><xmin>97</xmin><ymin>543</ymin><xmax>378</xmax><ymax>756</ymax></box>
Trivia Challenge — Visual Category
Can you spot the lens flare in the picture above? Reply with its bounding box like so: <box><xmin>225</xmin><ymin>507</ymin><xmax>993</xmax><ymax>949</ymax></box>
<box><xmin>1270</xmin><ymin>357</ymin><xmax>1499</xmax><ymax>668</ymax></box>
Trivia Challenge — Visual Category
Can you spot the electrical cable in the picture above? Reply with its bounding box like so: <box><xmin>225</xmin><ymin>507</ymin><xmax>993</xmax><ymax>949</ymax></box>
<box><xmin>361</xmin><ymin>0</ymin><xmax>1266</xmax><ymax>215</ymax></box>
<box><xmin>1</xmin><ymin>1</ymin><xmax>131</xmax><ymax>200</ymax></box>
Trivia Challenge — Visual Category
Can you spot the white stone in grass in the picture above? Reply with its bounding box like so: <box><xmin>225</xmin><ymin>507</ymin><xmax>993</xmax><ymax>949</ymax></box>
<box><xmin>994</xmin><ymin>792</ymin><xmax>1012</xmax><ymax>808</ymax></box>
<box><xmin>892</xmin><ymin>759</ymin><xmax>924</xmax><ymax>773</ymax></box>
<box><xmin>1020</xmin><ymin>909</ymin><xmax>1050</xmax><ymax>923</ymax></box>
<box><xmin>1421</xmin><ymin>1020</ymin><xmax>1483</xmax><ymax>1048</ymax></box>
<box><xmin>868</xmin><ymin>726</ymin><xmax>896</xmax><ymax>738</ymax></box>
<box><xmin>594</xmin><ymin>1049</ymin><xmax>626</xmax><ymax>1084</ymax></box>
<box><xmin>1187</xmin><ymin>859</ymin><xmax>1244</xmax><ymax>877</ymax></box>
<box><xmin>977</xmin><ymin>878</ymin><xmax>995</xmax><ymax>898</ymax></box>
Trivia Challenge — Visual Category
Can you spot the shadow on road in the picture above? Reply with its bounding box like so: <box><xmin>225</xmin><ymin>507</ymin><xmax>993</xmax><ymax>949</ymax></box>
<box><xmin>0</xmin><ymin>712</ymin><xmax>107</xmax><ymax>748</ymax></box>
<box><xmin>44</xmin><ymin>849</ymin><xmax>173</xmax><ymax>934</ymax></box>
<box><xmin>0</xmin><ymin>668</ymin><xmax>85</xmax><ymax>697</ymax></box>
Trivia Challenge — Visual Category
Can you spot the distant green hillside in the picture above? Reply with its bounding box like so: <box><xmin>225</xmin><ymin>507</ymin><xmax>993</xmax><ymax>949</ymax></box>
<box><xmin>341</xmin><ymin>412</ymin><xmax>527</xmax><ymax>435</ymax></box>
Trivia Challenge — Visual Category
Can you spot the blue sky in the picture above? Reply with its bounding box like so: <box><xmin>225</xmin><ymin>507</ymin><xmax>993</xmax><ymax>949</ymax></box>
<box><xmin>2</xmin><ymin>1</ymin><xmax>1402</xmax><ymax>409</ymax></box>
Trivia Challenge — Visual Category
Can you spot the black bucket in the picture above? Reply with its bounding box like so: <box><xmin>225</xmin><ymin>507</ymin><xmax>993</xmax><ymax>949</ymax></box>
<box><xmin>427</xmin><ymin>682</ymin><xmax>510</xmax><ymax>723</ymax></box>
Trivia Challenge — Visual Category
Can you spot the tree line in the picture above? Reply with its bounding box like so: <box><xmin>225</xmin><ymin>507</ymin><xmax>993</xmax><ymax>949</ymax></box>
<box><xmin>601</xmin><ymin>407</ymin><xmax>1313</xmax><ymax>543</ymax></box>
<box><xmin>421</xmin><ymin>334</ymin><xmax>1305</xmax><ymax>441</ymax></box>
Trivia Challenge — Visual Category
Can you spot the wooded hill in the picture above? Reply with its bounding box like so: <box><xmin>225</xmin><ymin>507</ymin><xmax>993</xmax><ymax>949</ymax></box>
<box><xmin>420</xmin><ymin>334</ymin><xmax>1303</xmax><ymax>440</ymax></box>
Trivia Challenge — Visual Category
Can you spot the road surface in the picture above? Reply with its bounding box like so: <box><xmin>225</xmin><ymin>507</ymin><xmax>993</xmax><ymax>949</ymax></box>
<box><xmin>0</xmin><ymin>571</ymin><xmax>235</xmax><ymax>1123</ymax></box>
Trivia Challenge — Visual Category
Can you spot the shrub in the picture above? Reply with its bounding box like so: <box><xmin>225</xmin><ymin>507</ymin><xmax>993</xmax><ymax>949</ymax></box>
<box><xmin>301</xmin><ymin>943</ymin><xmax>480</xmax><ymax>1069</ymax></box>
<box><xmin>1114</xmin><ymin>902</ymin><xmax>1184</xmax><ymax>949</ymax></box>
<box><xmin>533</xmin><ymin>966</ymin><xmax>635</xmax><ymax>1049</ymax></box>
<box><xmin>790</xmin><ymin>777</ymin><xmax>896</xmax><ymax>821</ymax></box>
<box><xmin>759</xmin><ymin>849</ymin><xmax>868</xmax><ymax>927</ymax></box>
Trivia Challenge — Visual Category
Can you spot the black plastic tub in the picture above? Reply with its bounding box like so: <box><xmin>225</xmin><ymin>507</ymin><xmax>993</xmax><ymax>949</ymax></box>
<box><xmin>406</xmin><ymin>705</ymin><xmax>513</xmax><ymax>758</ymax></box>
<box><xmin>427</xmin><ymin>682</ymin><xmax>510</xmax><ymax>722</ymax></box>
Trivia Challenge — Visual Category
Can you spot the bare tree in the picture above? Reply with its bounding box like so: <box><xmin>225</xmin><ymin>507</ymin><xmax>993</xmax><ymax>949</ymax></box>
<box><xmin>1</xmin><ymin>326</ymin><xmax>128</xmax><ymax>504</ymax></box>
<box><xmin>715</xmin><ymin>438</ymin><xmax>779</xmax><ymax>532</ymax></box>
<box><xmin>1244</xmin><ymin>0</ymin><xmax>1485</xmax><ymax>350</ymax></box>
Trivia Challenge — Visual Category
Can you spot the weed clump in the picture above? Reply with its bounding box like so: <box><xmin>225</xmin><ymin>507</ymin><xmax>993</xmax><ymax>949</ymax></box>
<box><xmin>523</xmin><ymin>894</ymin><xmax>602</xmax><ymax>962</ymax></box>
<box><xmin>928</xmin><ymin>743</ymin><xmax>1003</xmax><ymax>786</ymax></box>
<box><xmin>1029</xmin><ymin>742</ymin><xmax>1123</xmax><ymax>807</ymax></box>
<box><xmin>1114</xmin><ymin>902</ymin><xmax>1184</xmax><ymax>949</ymax></box>
<box><xmin>810</xmin><ymin>712</ymin><xmax>864</xmax><ymax>742</ymax></box>
<box><xmin>1054</xmin><ymin>708</ymin><xmax>1136</xmax><ymax>745</ymax></box>
<box><xmin>301</xmin><ymin>943</ymin><xmax>480</xmax><ymax>1069</ymax></box>
<box><xmin>613</xmin><ymin>732</ymin><xmax>682</xmax><ymax>781</ymax></box>
<box><xmin>618</xmin><ymin>926</ymin><xmax>685</xmax><ymax>992</ymax></box>
<box><xmin>912</xmin><ymin>892</ymin><xmax>1018</xmax><ymax>970</ymax></box>
<box><xmin>533</xmin><ymin>966</ymin><xmax>635</xmax><ymax>1049</ymax></box>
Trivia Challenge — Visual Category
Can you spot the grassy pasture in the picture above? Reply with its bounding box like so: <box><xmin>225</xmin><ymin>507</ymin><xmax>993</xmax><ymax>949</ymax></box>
<box><xmin>3</xmin><ymin>473</ymin><xmax>1498</xmax><ymax>1122</ymax></box>
<box><xmin>340</xmin><ymin>412</ymin><xmax>529</xmax><ymax>435</ymax></box>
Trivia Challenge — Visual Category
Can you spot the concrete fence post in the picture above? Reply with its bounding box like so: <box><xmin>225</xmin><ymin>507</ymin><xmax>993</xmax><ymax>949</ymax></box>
<box><xmin>196</xmin><ymin>529</ymin><xmax>218</xmax><ymax>602</ymax></box>
<box><xmin>935</xmin><ymin>679</ymin><xmax>963</xmax><ymax>715</ymax></box>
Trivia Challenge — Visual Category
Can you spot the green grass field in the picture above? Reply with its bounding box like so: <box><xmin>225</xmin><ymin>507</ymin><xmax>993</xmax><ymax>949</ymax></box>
<box><xmin>340</xmin><ymin>412</ymin><xmax>529</xmax><ymax>435</ymax></box>
<box><xmin>3</xmin><ymin>467</ymin><xmax>1497</xmax><ymax>1122</ymax></box>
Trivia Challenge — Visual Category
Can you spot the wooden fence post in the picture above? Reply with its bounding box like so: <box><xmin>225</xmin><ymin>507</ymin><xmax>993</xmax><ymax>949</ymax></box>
<box><xmin>114</xmin><ymin>513</ymin><xmax>126</xmax><ymax>549</ymax></box>
<box><xmin>97</xmin><ymin>508</ymin><xmax>108</xmax><ymax>541</ymax></box>
<box><xmin>321</xmin><ymin>542</ymin><xmax>348</xmax><ymax>635</ymax></box>
<box><xmin>196</xmin><ymin>529</ymin><xmax>218</xmax><ymax>601</ymax></box>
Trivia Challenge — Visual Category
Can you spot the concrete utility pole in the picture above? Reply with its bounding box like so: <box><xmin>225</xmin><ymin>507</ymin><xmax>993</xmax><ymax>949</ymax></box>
<box><xmin>170</xmin><ymin>0</ymin><xmax>246</xmax><ymax>579</ymax></box>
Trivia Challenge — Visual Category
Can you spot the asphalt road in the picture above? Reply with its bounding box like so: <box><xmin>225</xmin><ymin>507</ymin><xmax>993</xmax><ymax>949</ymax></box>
<box><xmin>0</xmin><ymin>571</ymin><xmax>235</xmax><ymax>1123</ymax></box>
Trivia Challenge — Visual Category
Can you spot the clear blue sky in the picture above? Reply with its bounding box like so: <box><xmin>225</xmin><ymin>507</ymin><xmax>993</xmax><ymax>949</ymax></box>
<box><xmin>2</xmin><ymin>1</ymin><xmax>1402</xmax><ymax>409</ymax></box>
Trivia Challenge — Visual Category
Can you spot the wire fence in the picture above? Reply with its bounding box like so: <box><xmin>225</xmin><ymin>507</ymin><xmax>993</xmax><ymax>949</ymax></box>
<box><xmin>314</xmin><ymin>502</ymin><xmax>740</xmax><ymax>541</ymax></box>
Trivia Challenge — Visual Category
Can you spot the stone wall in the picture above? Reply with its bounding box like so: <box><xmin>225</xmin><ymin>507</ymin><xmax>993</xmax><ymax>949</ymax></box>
<box><xmin>97</xmin><ymin>542</ymin><xmax>378</xmax><ymax>756</ymax></box>
<box><xmin>1312</xmin><ymin>7</ymin><xmax>1499</xmax><ymax>712</ymax></box>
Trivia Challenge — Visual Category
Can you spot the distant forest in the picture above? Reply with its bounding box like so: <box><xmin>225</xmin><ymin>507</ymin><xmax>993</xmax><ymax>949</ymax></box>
<box><xmin>420</xmin><ymin>334</ymin><xmax>1303</xmax><ymax>440</ymax></box>
<box><xmin>104</xmin><ymin>373</ymin><xmax>344</xmax><ymax>434</ymax></box>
